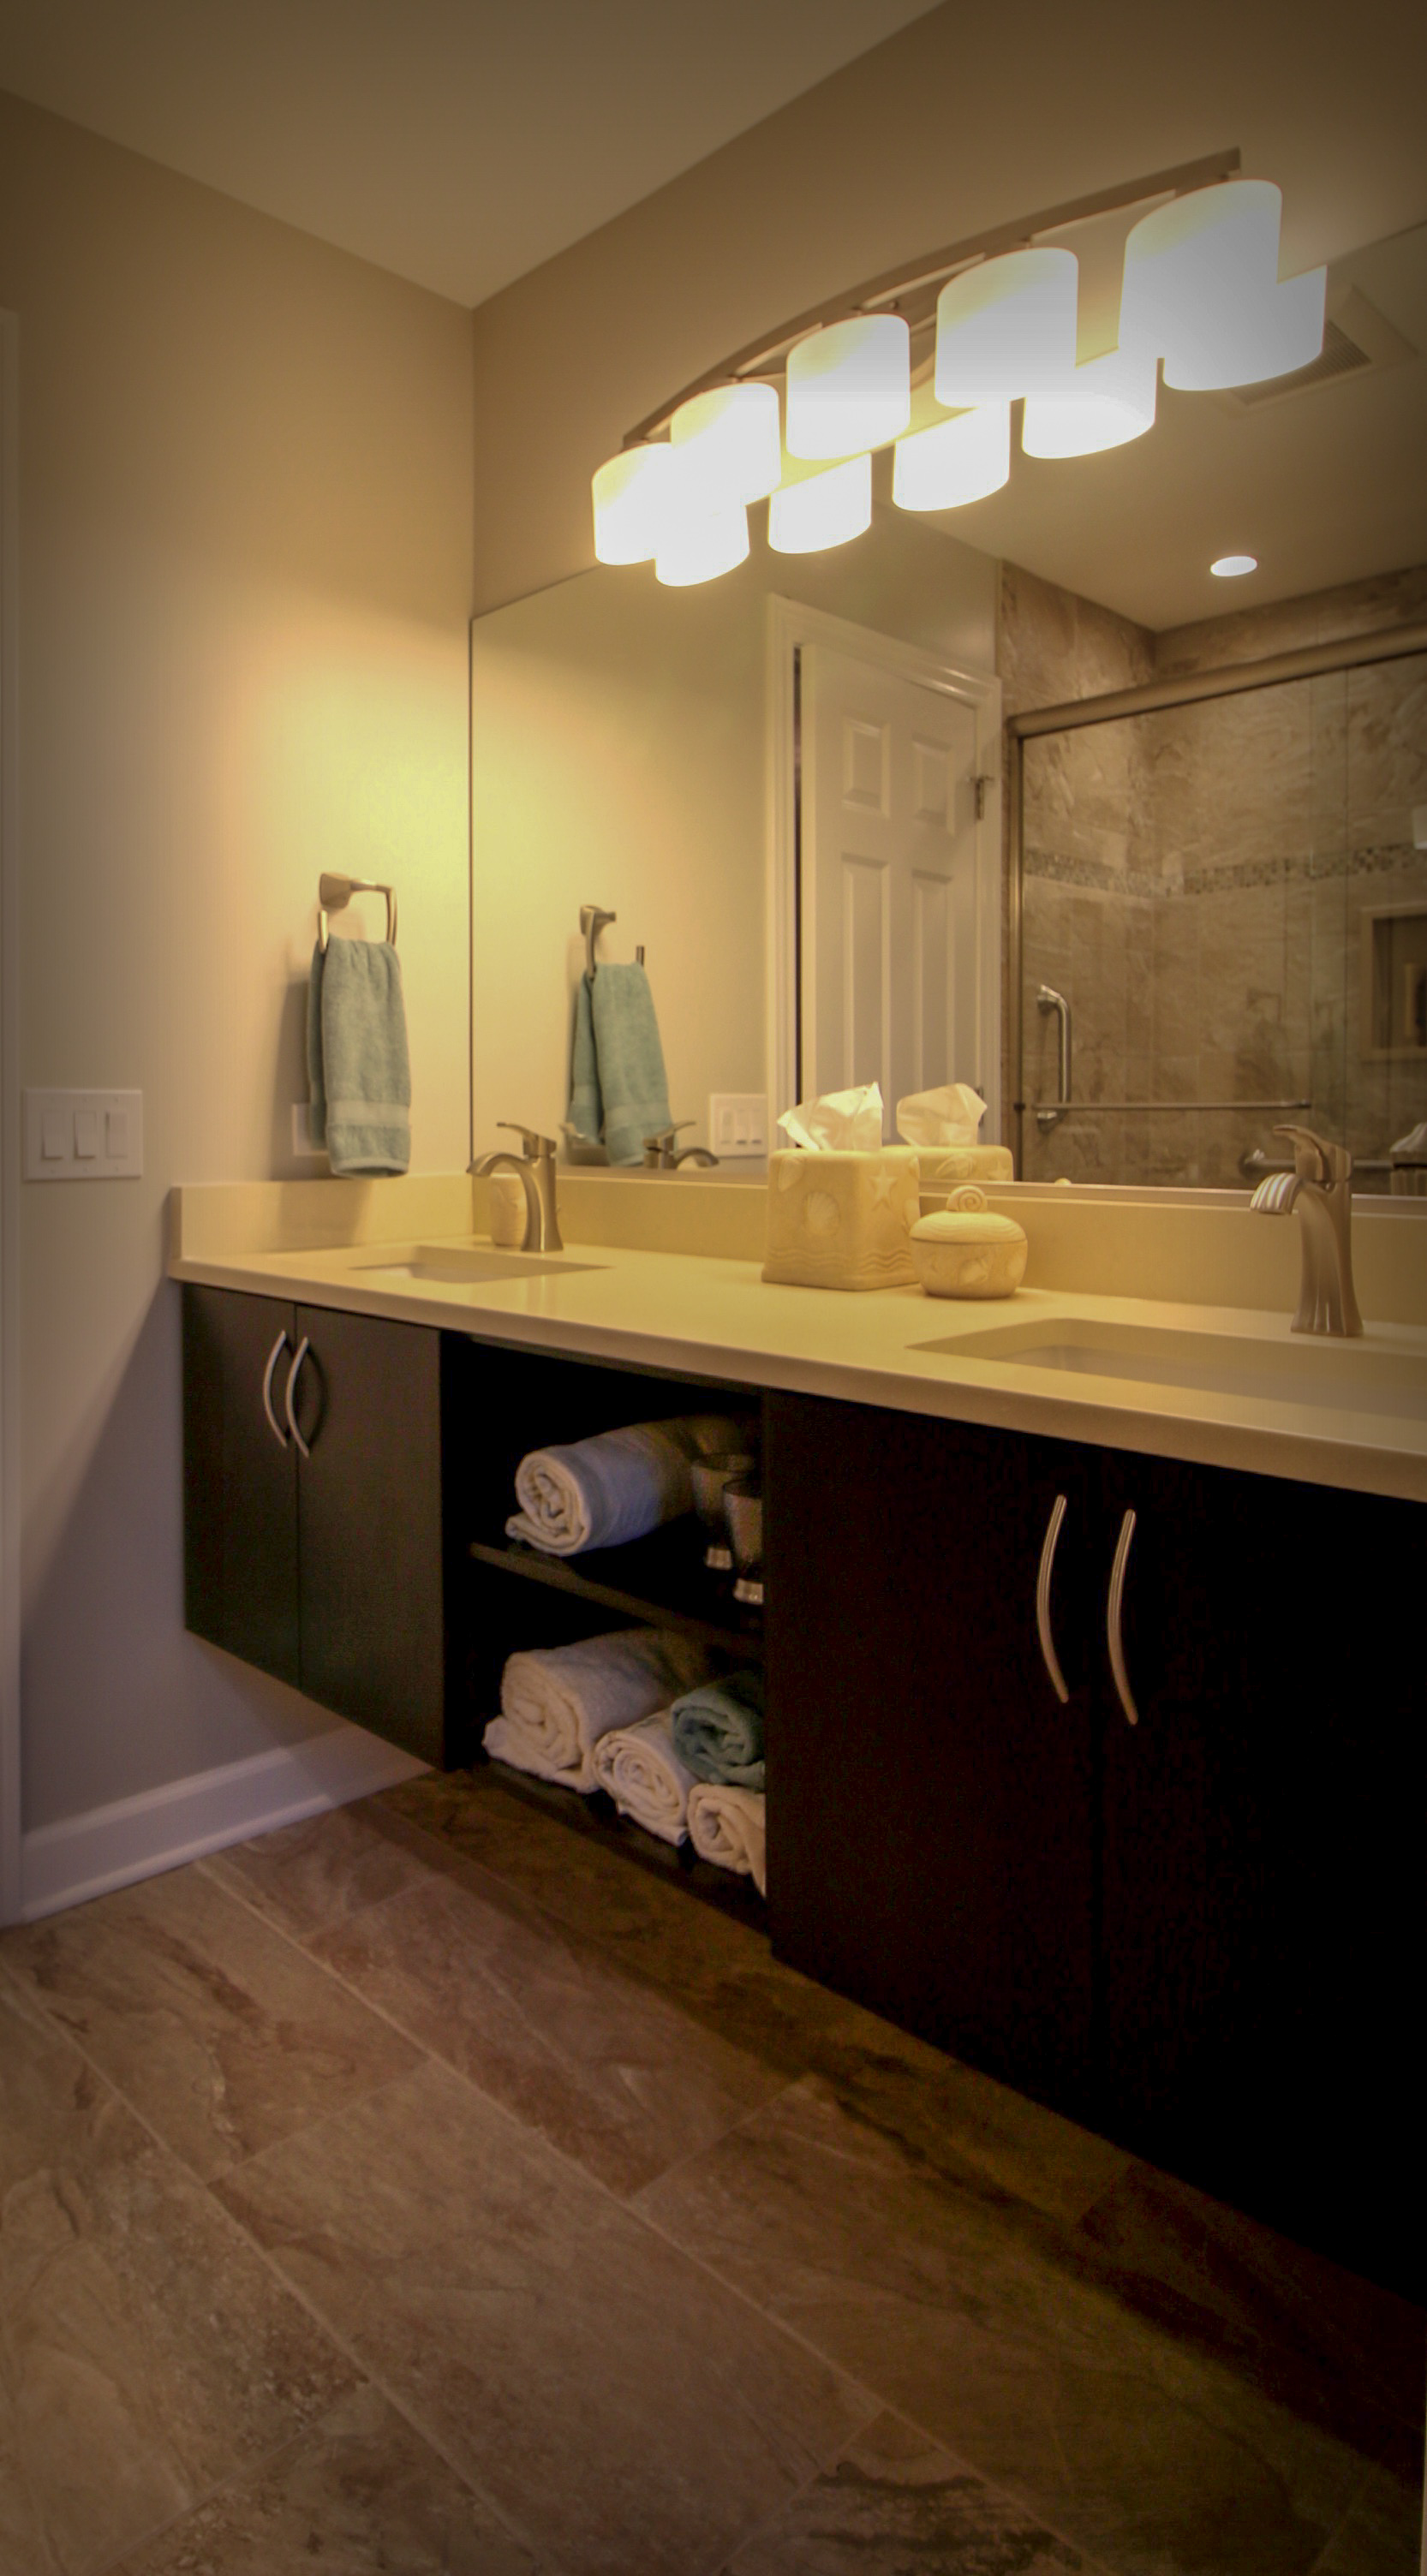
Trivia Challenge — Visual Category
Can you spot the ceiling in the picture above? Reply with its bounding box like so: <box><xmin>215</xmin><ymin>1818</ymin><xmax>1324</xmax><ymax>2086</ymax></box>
<box><xmin>0</xmin><ymin>0</ymin><xmax>941</xmax><ymax>306</ymax></box>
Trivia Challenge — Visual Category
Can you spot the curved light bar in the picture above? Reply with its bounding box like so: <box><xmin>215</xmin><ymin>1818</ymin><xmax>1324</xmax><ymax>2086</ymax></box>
<box><xmin>768</xmin><ymin>453</ymin><xmax>873</xmax><ymax>552</ymax></box>
<box><xmin>670</xmin><ymin>381</ymin><xmax>782</xmax><ymax>503</ymax></box>
<box><xmin>592</xmin><ymin>445</ymin><xmax>675</xmax><ymax>564</ymax></box>
<box><xmin>893</xmin><ymin>403</ymin><xmax>1011</xmax><ymax>510</ymax></box>
<box><xmin>1022</xmin><ymin>348</ymin><xmax>1157</xmax><ymax>457</ymax></box>
<box><xmin>934</xmin><ymin>248</ymin><xmax>1079</xmax><ymax>405</ymax></box>
<box><xmin>785</xmin><ymin>315</ymin><xmax>910</xmax><ymax>460</ymax></box>
<box><xmin>654</xmin><ymin>500</ymin><xmax>750</xmax><ymax>587</ymax></box>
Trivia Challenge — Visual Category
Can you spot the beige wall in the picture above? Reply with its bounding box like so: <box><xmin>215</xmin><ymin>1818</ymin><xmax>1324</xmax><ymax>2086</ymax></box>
<box><xmin>470</xmin><ymin>508</ymin><xmax>997</xmax><ymax>1153</ymax></box>
<box><xmin>1</xmin><ymin>90</ymin><xmax>475</xmax><ymax>1831</ymax></box>
<box><xmin>468</xmin><ymin>0</ymin><xmax>1427</xmax><ymax>615</ymax></box>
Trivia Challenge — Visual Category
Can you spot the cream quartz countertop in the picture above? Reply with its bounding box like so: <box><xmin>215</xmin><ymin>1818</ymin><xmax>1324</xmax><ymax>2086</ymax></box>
<box><xmin>170</xmin><ymin>1174</ymin><xmax>1427</xmax><ymax>1506</ymax></box>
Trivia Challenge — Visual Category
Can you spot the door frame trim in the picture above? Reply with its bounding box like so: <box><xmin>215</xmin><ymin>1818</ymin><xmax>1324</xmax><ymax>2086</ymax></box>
<box><xmin>1</xmin><ymin>311</ymin><xmax>21</xmax><ymax>1925</ymax></box>
<box><xmin>766</xmin><ymin>593</ymin><xmax>1001</xmax><ymax>1133</ymax></box>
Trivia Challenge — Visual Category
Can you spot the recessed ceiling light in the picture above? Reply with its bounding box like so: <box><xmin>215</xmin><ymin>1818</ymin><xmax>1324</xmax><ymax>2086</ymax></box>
<box><xmin>1210</xmin><ymin>552</ymin><xmax>1258</xmax><ymax>577</ymax></box>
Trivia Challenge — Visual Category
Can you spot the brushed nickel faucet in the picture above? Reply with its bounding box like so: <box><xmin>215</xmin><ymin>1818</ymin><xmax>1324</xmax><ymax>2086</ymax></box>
<box><xmin>1250</xmin><ymin>1124</ymin><xmax>1362</xmax><ymax>1336</ymax></box>
<box><xmin>470</xmin><ymin>1124</ymin><xmax>564</xmax><ymax>1252</ymax></box>
<box><xmin>642</xmin><ymin>1124</ymin><xmax>719</xmax><ymax>1170</ymax></box>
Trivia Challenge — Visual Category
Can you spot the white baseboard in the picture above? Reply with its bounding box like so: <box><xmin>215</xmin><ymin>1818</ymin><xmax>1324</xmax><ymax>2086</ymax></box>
<box><xmin>19</xmin><ymin>1722</ymin><xmax>427</xmax><ymax>1923</ymax></box>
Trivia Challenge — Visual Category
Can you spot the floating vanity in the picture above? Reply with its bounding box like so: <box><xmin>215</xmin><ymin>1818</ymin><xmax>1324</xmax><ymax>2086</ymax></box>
<box><xmin>170</xmin><ymin>1171</ymin><xmax>1426</xmax><ymax>2303</ymax></box>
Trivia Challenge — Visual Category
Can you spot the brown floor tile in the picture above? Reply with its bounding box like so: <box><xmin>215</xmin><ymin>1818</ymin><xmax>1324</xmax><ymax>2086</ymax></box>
<box><xmin>109</xmin><ymin>2383</ymin><xmax>539</xmax><ymax>2575</ymax></box>
<box><xmin>636</xmin><ymin>2076</ymin><xmax>1375</xmax><ymax>2576</ymax></box>
<box><xmin>2</xmin><ymin>1863</ymin><xmax>421</xmax><ymax>2180</ymax></box>
<box><xmin>725</xmin><ymin>2410</ymin><xmax>1091</xmax><ymax>2573</ymax></box>
<box><xmin>0</xmin><ymin>1980</ymin><xmax>355</xmax><ymax>2576</ymax></box>
<box><xmin>311</xmin><ymin>1861</ymin><xmax>789</xmax><ymax>2197</ymax></box>
<box><xmin>1307</xmin><ymin>2443</ymin><xmax>1424</xmax><ymax>2576</ymax></box>
<box><xmin>201</xmin><ymin>1804</ymin><xmax>434</xmax><ymax>1942</ymax></box>
<box><xmin>213</xmin><ymin>2057</ymin><xmax>875</xmax><ymax>2576</ymax></box>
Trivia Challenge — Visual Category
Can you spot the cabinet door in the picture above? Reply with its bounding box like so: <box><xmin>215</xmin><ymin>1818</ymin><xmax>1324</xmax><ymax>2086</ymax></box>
<box><xmin>182</xmin><ymin>1285</ymin><xmax>300</xmax><ymax>1685</ymax></box>
<box><xmin>765</xmin><ymin>1392</ymin><xmax>1098</xmax><ymax>2113</ymax></box>
<box><xmin>291</xmin><ymin>1305</ymin><xmax>445</xmax><ymax>1765</ymax></box>
<box><xmin>1096</xmin><ymin>1453</ymin><xmax>1424</xmax><ymax>2297</ymax></box>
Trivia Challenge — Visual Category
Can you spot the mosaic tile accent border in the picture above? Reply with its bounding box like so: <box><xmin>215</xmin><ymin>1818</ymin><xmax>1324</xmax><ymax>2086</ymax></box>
<box><xmin>1024</xmin><ymin>841</ymin><xmax>1424</xmax><ymax>897</ymax></box>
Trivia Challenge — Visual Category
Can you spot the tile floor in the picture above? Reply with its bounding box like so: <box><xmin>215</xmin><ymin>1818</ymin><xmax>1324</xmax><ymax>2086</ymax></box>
<box><xmin>1</xmin><ymin>1766</ymin><xmax>1422</xmax><ymax>2576</ymax></box>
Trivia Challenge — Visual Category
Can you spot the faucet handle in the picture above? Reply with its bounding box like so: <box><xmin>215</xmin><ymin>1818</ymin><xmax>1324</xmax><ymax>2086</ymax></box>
<box><xmin>1272</xmin><ymin>1124</ymin><xmax>1350</xmax><ymax>1185</ymax></box>
<box><xmin>642</xmin><ymin>1122</ymin><xmax>693</xmax><ymax>1168</ymax></box>
<box><xmin>497</xmin><ymin>1122</ymin><xmax>558</xmax><ymax>1161</ymax></box>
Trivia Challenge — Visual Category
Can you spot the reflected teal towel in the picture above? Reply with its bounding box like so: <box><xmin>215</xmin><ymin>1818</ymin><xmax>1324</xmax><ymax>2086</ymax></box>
<box><xmin>588</xmin><ymin>962</ymin><xmax>672</xmax><ymax>1166</ymax></box>
<box><xmin>567</xmin><ymin>974</ymin><xmax>602</xmax><ymax>1146</ymax></box>
<box><xmin>307</xmin><ymin>938</ymin><xmax>410</xmax><ymax>1177</ymax></box>
<box><xmin>670</xmin><ymin>1671</ymin><xmax>766</xmax><ymax>1790</ymax></box>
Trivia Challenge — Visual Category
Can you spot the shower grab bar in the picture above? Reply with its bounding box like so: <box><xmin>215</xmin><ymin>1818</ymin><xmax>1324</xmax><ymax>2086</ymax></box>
<box><xmin>1240</xmin><ymin>1144</ymin><xmax>1390</xmax><ymax>1178</ymax></box>
<box><xmin>1020</xmin><ymin>1095</ymin><xmax>1314</xmax><ymax>1122</ymax></box>
<box><xmin>1034</xmin><ymin>987</ymin><xmax>1072</xmax><ymax>1132</ymax></box>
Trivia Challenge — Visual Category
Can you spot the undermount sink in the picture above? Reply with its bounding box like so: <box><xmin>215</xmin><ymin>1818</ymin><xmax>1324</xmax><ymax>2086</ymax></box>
<box><xmin>355</xmin><ymin>1243</ymin><xmax>606</xmax><ymax>1285</ymax></box>
<box><xmin>912</xmin><ymin>1316</ymin><xmax>1427</xmax><ymax>1421</ymax></box>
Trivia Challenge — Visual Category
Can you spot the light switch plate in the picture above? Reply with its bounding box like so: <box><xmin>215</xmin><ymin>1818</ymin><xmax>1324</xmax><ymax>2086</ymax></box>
<box><xmin>23</xmin><ymin>1089</ymin><xmax>143</xmax><ymax>1180</ymax></box>
<box><xmin>709</xmin><ymin>1093</ymin><xmax>768</xmax><ymax>1158</ymax></box>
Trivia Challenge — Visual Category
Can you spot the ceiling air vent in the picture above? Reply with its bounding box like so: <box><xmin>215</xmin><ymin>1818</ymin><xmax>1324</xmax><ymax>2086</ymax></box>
<box><xmin>1223</xmin><ymin>286</ymin><xmax>1417</xmax><ymax>408</ymax></box>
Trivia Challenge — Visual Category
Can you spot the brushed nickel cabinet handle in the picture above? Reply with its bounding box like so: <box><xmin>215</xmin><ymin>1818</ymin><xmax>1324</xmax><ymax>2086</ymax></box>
<box><xmin>261</xmin><ymin>1331</ymin><xmax>290</xmax><ymax>1448</ymax></box>
<box><xmin>284</xmin><ymin>1334</ymin><xmax>313</xmax><ymax>1459</ymax></box>
<box><xmin>1035</xmin><ymin>1493</ymin><xmax>1070</xmax><ymax>1704</ymax></box>
<box><xmin>1107</xmin><ymin>1507</ymin><xmax>1139</xmax><ymax>1726</ymax></box>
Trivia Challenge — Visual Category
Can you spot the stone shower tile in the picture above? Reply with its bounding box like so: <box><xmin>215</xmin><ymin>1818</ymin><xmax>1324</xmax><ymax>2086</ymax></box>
<box><xmin>214</xmin><ymin>2057</ymin><xmax>874</xmax><ymax>2576</ymax></box>
<box><xmin>3</xmin><ymin>1862</ymin><xmax>420</xmax><ymax>2179</ymax></box>
<box><xmin>0</xmin><ymin>1979</ymin><xmax>354</xmax><ymax>2576</ymax></box>
<box><xmin>725</xmin><ymin>2410</ymin><xmax>1090</xmax><ymax>2574</ymax></box>
<box><xmin>109</xmin><ymin>2383</ymin><xmax>538</xmax><ymax>2575</ymax></box>
<box><xmin>310</xmin><ymin>1859</ymin><xmax>789</xmax><ymax>2197</ymax></box>
<box><xmin>638</xmin><ymin>2076</ymin><xmax>1375</xmax><ymax>2576</ymax></box>
<box><xmin>201</xmin><ymin>1802</ymin><xmax>434</xmax><ymax>1941</ymax></box>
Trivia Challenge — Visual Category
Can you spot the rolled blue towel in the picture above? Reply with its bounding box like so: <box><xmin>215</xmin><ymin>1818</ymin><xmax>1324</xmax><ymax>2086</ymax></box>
<box><xmin>309</xmin><ymin>936</ymin><xmax>410</xmax><ymax>1176</ymax></box>
<box><xmin>590</xmin><ymin>961</ymin><xmax>671</xmax><ymax>1166</ymax></box>
<box><xmin>670</xmin><ymin>1671</ymin><xmax>766</xmax><ymax>1790</ymax></box>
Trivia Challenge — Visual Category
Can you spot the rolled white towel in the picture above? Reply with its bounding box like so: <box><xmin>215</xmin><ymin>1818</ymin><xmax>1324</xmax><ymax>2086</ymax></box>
<box><xmin>591</xmin><ymin>1710</ymin><xmax>696</xmax><ymax>1846</ymax></box>
<box><xmin>483</xmin><ymin>1631</ymin><xmax>709</xmax><ymax>1792</ymax></box>
<box><xmin>505</xmin><ymin>1415</ymin><xmax>745</xmax><ymax>1557</ymax></box>
<box><xmin>688</xmin><ymin>1782</ymin><xmax>767</xmax><ymax>1898</ymax></box>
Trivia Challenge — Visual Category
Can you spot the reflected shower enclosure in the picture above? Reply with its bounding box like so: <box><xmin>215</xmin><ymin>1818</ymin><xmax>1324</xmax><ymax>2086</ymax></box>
<box><xmin>1010</xmin><ymin>633</ymin><xmax>1427</xmax><ymax>1189</ymax></box>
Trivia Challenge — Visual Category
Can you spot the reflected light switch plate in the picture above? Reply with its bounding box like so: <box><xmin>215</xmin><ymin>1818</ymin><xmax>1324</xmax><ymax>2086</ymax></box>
<box><xmin>23</xmin><ymin>1089</ymin><xmax>143</xmax><ymax>1180</ymax></box>
<box><xmin>709</xmin><ymin>1094</ymin><xmax>768</xmax><ymax>1158</ymax></box>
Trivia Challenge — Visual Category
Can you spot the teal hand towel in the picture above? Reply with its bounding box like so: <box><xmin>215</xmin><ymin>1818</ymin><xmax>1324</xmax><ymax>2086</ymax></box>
<box><xmin>306</xmin><ymin>943</ymin><xmax>328</xmax><ymax>1147</ymax></box>
<box><xmin>670</xmin><ymin>1671</ymin><xmax>766</xmax><ymax>1790</ymax></box>
<box><xmin>311</xmin><ymin>937</ymin><xmax>411</xmax><ymax>1176</ymax></box>
<box><xmin>590</xmin><ymin>961</ymin><xmax>671</xmax><ymax>1166</ymax></box>
<box><xmin>567</xmin><ymin>974</ymin><xmax>602</xmax><ymax>1145</ymax></box>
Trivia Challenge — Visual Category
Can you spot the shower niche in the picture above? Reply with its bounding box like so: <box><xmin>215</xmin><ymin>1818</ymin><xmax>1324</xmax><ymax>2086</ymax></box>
<box><xmin>1362</xmin><ymin>901</ymin><xmax>1427</xmax><ymax>1058</ymax></box>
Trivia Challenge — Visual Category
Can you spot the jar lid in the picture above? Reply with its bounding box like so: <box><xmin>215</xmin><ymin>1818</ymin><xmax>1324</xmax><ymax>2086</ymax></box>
<box><xmin>911</xmin><ymin>1210</ymin><xmax>1027</xmax><ymax>1248</ymax></box>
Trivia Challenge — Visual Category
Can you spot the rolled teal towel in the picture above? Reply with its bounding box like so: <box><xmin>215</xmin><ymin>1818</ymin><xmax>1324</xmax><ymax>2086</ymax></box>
<box><xmin>567</xmin><ymin>973</ymin><xmax>602</xmax><ymax>1145</ymax></box>
<box><xmin>312</xmin><ymin>936</ymin><xmax>411</xmax><ymax>1177</ymax></box>
<box><xmin>590</xmin><ymin>962</ymin><xmax>671</xmax><ymax>1166</ymax></box>
<box><xmin>670</xmin><ymin>1671</ymin><xmax>765</xmax><ymax>1790</ymax></box>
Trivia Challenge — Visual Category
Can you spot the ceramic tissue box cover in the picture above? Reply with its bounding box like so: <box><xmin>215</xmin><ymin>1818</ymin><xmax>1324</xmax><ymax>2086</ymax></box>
<box><xmin>911</xmin><ymin>1190</ymin><xmax>1028</xmax><ymax>1299</ymax></box>
<box><xmin>927</xmin><ymin>1144</ymin><xmax>1015</xmax><ymax>1184</ymax></box>
<box><xmin>762</xmin><ymin>1147</ymin><xmax>922</xmax><ymax>1291</ymax></box>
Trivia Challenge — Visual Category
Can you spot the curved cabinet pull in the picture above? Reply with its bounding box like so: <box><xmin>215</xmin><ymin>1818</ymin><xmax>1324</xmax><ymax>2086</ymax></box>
<box><xmin>1107</xmin><ymin>1507</ymin><xmax>1139</xmax><ymax>1727</ymax></box>
<box><xmin>1035</xmin><ymin>1493</ymin><xmax>1070</xmax><ymax>1703</ymax></box>
<box><xmin>261</xmin><ymin>1331</ymin><xmax>290</xmax><ymax>1449</ymax></box>
<box><xmin>284</xmin><ymin>1334</ymin><xmax>313</xmax><ymax>1460</ymax></box>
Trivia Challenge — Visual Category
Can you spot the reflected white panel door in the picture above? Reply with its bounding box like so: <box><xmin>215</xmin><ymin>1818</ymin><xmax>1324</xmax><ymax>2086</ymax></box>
<box><xmin>801</xmin><ymin>644</ymin><xmax>981</xmax><ymax>1127</ymax></box>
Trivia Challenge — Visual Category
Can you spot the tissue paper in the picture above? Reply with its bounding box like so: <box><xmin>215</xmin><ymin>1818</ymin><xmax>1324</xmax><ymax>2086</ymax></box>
<box><xmin>778</xmin><ymin>1082</ymin><xmax>885</xmax><ymax>1153</ymax></box>
<box><xmin>896</xmin><ymin>1083</ymin><xmax>987</xmax><ymax>1148</ymax></box>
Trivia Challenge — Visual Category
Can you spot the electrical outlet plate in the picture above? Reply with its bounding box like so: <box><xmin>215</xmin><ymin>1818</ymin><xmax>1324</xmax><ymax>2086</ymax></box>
<box><xmin>23</xmin><ymin>1089</ymin><xmax>143</xmax><ymax>1180</ymax></box>
<box><xmin>709</xmin><ymin>1093</ymin><xmax>768</xmax><ymax>1158</ymax></box>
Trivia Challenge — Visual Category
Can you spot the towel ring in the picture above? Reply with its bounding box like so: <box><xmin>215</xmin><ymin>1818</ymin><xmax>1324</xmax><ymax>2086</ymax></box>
<box><xmin>579</xmin><ymin>903</ymin><xmax>644</xmax><ymax>977</ymax></box>
<box><xmin>319</xmin><ymin>872</ymin><xmax>397</xmax><ymax>951</ymax></box>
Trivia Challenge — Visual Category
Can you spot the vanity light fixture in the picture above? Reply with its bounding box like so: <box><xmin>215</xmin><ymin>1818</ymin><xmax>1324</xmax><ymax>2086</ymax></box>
<box><xmin>892</xmin><ymin>402</ymin><xmax>1011</xmax><ymax>510</ymax></box>
<box><xmin>767</xmin><ymin>452</ymin><xmax>872</xmax><ymax>553</ymax></box>
<box><xmin>1119</xmin><ymin>178</ymin><xmax>1326</xmax><ymax>390</ymax></box>
<box><xmin>934</xmin><ymin>247</ymin><xmax>1080</xmax><ymax>405</ymax></box>
<box><xmin>784</xmin><ymin>314</ymin><xmax>911</xmax><ymax>459</ymax></box>
<box><xmin>592</xmin><ymin>444</ymin><xmax>677</xmax><ymax>563</ymax></box>
<box><xmin>1210</xmin><ymin>552</ymin><xmax>1258</xmax><ymax>576</ymax></box>
<box><xmin>1021</xmin><ymin>346</ymin><xmax>1157</xmax><ymax>457</ymax></box>
<box><xmin>654</xmin><ymin>500</ymin><xmax>750</xmax><ymax>587</ymax></box>
<box><xmin>669</xmin><ymin>381</ymin><xmax>782</xmax><ymax>503</ymax></box>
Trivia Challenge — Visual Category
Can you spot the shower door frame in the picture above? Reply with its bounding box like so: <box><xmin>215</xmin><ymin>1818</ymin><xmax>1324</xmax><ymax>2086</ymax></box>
<box><xmin>1006</xmin><ymin>617</ymin><xmax>1427</xmax><ymax>1178</ymax></box>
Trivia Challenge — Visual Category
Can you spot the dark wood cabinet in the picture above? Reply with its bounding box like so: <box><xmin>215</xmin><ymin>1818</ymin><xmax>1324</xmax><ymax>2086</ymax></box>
<box><xmin>182</xmin><ymin>1287</ymin><xmax>448</xmax><ymax>1764</ymax></box>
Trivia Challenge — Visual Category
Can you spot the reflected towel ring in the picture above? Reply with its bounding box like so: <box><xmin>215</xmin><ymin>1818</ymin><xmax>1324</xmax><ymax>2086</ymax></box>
<box><xmin>319</xmin><ymin>872</ymin><xmax>397</xmax><ymax>951</ymax></box>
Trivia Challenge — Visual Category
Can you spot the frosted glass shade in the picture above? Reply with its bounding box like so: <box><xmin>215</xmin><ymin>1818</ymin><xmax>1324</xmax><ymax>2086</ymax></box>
<box><xmin>1120</xmin><ymin>181</ymin><xmax>1284</xmax><ymax>355</ymax></box>
<box><xmin>785</xmin><ymin>316</ymin><xmax>910</xmax><ymax>460</ymax></box>
<box><xmin>1022</xmin><ymin>347</ymin><xmax>1157</xmax><ymax>456</ymax></box>
<box><xmin>654</xmin><ymin>501</ymin><xmax>750</xmax><ymax>587</ymax></box>
<box><xmin>768</xmin><ymin>453</ymin><xmax>872</xmax><ymax>552</ymax></box>
<box><xmin>592</xmin><ymin>445</ymin><xmax>675</xmax><ymax>563</ymax></box>
<box><xmin>1161</xmin><ymin>265</ymin><xmax>1326</xmax><ymax>391</ymax></box>
<box><xmin>934</xmin><ymin>249</ymin><xmax>1079</xmax><ymax>404</ymax></box>
<box><xmin>892</xmin><ymin>403</ymin><xmax>1011</xmax><ymax>510</ymax></box>
<box><xmin>670</xmin><ymin>381</ymin><xmax>782</xmax><ymax>503</ymax></box>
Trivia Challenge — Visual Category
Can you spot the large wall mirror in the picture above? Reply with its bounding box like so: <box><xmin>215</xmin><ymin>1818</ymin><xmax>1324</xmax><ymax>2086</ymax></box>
<box><xmin>471</xmin><ymin>204</ymin><xmax>1427</xmax><ymax>1192</ymax></box>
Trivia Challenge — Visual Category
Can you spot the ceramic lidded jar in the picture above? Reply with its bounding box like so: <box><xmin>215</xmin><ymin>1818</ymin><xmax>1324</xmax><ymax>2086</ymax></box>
<box><xmin>910</xmin><ymin>1186</ymin><xmax>1027</xmax><ymax>1299</ymax></box>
